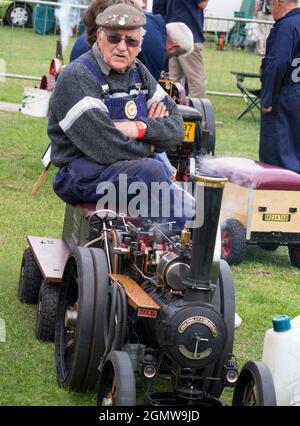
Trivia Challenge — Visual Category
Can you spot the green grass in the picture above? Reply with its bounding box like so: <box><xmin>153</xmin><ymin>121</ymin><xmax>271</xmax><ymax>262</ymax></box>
<box><xmin>0</xmin><ymin>26</ymin><xmax>76</xmax><ymax>103</ymax></box>
<box><xmin>1</xmin><ymin>100</ymin><xmax>299</xmax><ymax>406</ymax></box>
<box><xmin>0</xmin><ymin>27</ymin><xmax>299</xmax><ymax>406</ymax></box>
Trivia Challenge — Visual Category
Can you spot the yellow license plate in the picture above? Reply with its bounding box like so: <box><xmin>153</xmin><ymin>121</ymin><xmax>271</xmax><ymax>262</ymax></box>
<box><xmin>263</xmin><ymin>214</ymin><xmax>291</xmax><ymax>222</ymax></box>
<box><xmin>183</xmin><ymin>122</ymin><xmax>196</xmax><ymax>142</ymax></box>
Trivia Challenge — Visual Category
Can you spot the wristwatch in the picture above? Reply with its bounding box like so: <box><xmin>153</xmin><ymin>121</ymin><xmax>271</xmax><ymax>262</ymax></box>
<box><xmin>135</xmin><ymin>121</ymin><xmax>147</xmax><ymax>140</ymax></box>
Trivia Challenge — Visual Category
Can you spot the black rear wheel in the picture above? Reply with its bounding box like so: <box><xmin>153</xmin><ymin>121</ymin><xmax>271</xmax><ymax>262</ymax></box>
<box><xmin>97</xmin><ymin>351</ymin><xmax>136</xmax><ymax>406</ymax></box>
<box><xmin>221</xmin><ymin>219</ymin><xmax>247</xmax><ymax>265</ymax></box>
<box><xmin>18</xmin><ymin>248</ymin><xmax>43</xmax><ymax>304</ymax></box>
<box><xmin>232</xmin><ymin>361</ymin><xmax>276</xmax><ymax>406</ymax></box>
<box><xmin>55</xmin><ymin>247</ymin><xmax>95</xmax><ymax>390</ymax></box>
<box><xmin>288</xmin><ymin>244</ymin><xmax>300</xmax><ymax>268</ymax></box>
<box><xmin>35</xmin><ymin>280</ymin><xmax>59</xmax><ymax>341</ymax></box>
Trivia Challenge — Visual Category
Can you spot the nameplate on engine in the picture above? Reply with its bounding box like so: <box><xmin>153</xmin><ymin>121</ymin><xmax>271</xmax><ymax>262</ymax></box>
<box><xmin>178</xmin><ymin>316</ymin><xmax>218</xmax><ymax>337</ymax></box>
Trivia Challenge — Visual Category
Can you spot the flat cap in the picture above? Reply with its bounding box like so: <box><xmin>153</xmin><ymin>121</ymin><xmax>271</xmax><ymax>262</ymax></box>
<box><xmin>96</xmin><ymin>3</ymin><xmax>146</xmax><ymax>29</ymax></box>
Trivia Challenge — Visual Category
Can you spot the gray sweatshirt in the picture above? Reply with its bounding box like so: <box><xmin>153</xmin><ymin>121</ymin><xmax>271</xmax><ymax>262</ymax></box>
<box><xmin>48</xmin><ymin>44</ymin><xmax>184</xmax><ymax>168</ymax></box>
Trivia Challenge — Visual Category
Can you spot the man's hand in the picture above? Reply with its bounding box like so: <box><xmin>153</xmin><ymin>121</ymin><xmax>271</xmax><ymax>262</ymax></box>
<box><xmin>262</xmin><ymin>106</ymin><xmax>272</xmax><ymax>113</ymax></box>
<box><xmin>148</xmin><ymin>102</ymin><xmax>169</xmax><ymax>118</ymax></box>
<box><xmin>198</xmin><ymin>1</ymin><xmax>209</xmax><ymax>10</ymax></box>
<box><xmin>114</xmin><ymin>120</ymin><xmax>140</xmax><ymax>139</ymax></box>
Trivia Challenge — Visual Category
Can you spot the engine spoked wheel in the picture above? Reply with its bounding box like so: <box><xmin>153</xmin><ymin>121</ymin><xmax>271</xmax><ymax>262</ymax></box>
<box><xmin>232</xmin><ymin>361</ymin><xmax>276</xmax><ymax>406</ymax></box>
<box><xmin>18</xmin><ymin>247</ymin><xmax>43</xmax><ymax>304</ymax></box>
<box><xmin>55</xmin><ymin>246</ymin><xmax>96</xmax><ymax>390</ymax></box>
<box><xmin>97</xmin><ymin>351</ymin><xmax>136</xmax><ymax>406</ymax></box>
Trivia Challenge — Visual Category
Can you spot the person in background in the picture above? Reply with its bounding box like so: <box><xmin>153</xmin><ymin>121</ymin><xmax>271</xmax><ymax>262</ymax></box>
<box><xmin>259</xmin><ymin>0</ymin><xmax>300</xmax><ymax>173</ymax></box>
<box><xmin>153</xmin><ymin>0</ymin><xmax>208</xmax><ymax>98</ymax></box>
<box><xmin>70</xmin><ymin>0</ymin><xmax>193</xmax><ymax>81</ymax></box>
<box><xmin>254</xmin><ymin>0</ymin><xmax>273</xmax><ymax>55</ymax></box>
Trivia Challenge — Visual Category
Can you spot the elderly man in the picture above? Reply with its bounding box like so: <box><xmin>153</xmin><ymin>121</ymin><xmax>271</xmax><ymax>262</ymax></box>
<box><xmin>48</xmin><ymin>3</ymin><xmax>187</xmax><ymax>225</ymax></box>
<box><xmin>259</xmin><ymin>0</ymin><xmax>300</xmax><ymax>173</ymax></box>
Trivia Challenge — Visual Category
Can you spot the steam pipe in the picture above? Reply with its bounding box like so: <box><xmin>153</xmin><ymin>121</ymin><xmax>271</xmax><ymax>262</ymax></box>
<box><xmin>184</xmin><ymin>173</ymin><xmax>227</xmax><ymax>301</ymax></box>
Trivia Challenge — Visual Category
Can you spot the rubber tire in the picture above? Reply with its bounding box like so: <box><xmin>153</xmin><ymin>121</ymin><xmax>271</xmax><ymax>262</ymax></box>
<box><xmin>232</xmin><ymin>361</ymin><xmax>277</xmax><ymax>406</ymax></box>
<box><xmin>288</xmin><ymin>244</ymin><xmax>300</xmax><ymax>268</ymax></box>
<box><xmin>258</xmin><ymin>243</ymin><xmax>279</xmax><ymax>251</ymax></box>
<box><xmin>97</xmin><ymin>351</ymin><xmax>136</xmax><ymax>406</ymax></box>
<box><xmin>55</xmin><ymin>246</ymin><xmax>95</xmax><ymax>390</ymax></box>
<box><xmin>208</xmin><ymin>260</ymin><xmax>235</xmax><ymax>397</ymax></box>
<box><xmin>81</xmin><ymin>248</ymin><xmax>110</xmax><ymax>390</ymax></box>
<box><xmin>221</xmin><ymin>219</ymin><xmax>247</xmax><ymax>265</ymax></box>
<box><xmin>5</xmin><ymin>3</ymin><xmax>32</xmax><ymax>27</ymax></box>
<box><xmin>18</xmin><ymin>247</ymin><xmax>43</xmax><ymax>304</ymax></box>
<box><xmin>35</xmin><ymin>280</ymin><xmax>59</xmax><ymax>341</ymax></box>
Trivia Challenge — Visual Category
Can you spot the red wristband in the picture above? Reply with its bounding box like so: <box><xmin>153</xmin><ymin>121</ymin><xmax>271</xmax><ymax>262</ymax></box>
<box><xmin>135</xmin><ymin>121</ymin><xmax>147</xmax><ymax>140</ymax></box>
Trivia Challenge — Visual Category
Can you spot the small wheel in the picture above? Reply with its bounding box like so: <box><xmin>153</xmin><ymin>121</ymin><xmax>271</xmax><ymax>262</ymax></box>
<box><xmin>221</xmin><ymin>219</ymin><xmax>247</xmax><ymax>265</ymax></box>
<box><xmin>97</xmin><ymin>351</ymin><xmax>136</xmax><ymax>406</ymax></box>
<box><xmin>18</xmin><ymin>248</ymin><xmax>43</xmax><ymax>304</ymax></box>
<box><xmin>5</xmin><ymin>3</ymin><xmax>32</xmax><ymax>27</ymax></box>
<box><xmin>232</xmin><ymin>361</ymin><xmax>277</xmax><ymax>406</ymax></box>
<box><xmin>288</xmin><ymin>244</ymin><xmax>300</xmax><ymax>268</ymax></box>
<box><xmin>55</xmin><ymin>246</ymin><xmax>95</xmax><ymax>390</ymax></box>
<box><xmin>258</xmin><ymin>243</ymin><xmax>279</xmax><ymax>251</ymax></box>
<box><xmin>35</xmin><ymin>280</ymin><xmax>59</xmax><ymax>341</ymax></box>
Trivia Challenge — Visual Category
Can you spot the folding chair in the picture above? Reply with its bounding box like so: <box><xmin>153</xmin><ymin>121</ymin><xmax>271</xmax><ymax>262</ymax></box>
<box><xmin>237</xmin><ymin>81</ymin><xmax>261</xmax><ymax>121</ymax></box>
<box><xmin>231</xmin><ymin>71</ymin><xmax>261</xmax><ymax>121</ymax></box>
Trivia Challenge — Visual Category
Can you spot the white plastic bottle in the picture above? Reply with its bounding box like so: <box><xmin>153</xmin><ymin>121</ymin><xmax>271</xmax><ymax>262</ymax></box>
<box><xmin>262</xmin><ymin>314</ymin><xmax>300</xmax><ymax>406</ymax></box>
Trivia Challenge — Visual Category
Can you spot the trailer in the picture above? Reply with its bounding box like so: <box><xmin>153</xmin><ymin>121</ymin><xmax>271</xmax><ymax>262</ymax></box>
<box><xmin>200</xmin><ymin>157</ymin><xmax>300</xmax><ymax>267</ymax></box>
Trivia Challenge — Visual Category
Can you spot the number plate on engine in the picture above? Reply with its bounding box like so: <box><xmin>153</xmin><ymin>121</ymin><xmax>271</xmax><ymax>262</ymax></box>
<box><xmin>263</xmin><ymin>214</ymin><xmax>291</xmax><ymax>222</ymax></box>
<box><xmin>183</xmin><ymin>122</ymin><xmax>196</xmax><ymax>142</ymax></box>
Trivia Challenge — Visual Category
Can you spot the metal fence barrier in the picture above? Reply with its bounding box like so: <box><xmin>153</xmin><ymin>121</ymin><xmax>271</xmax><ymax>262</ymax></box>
<box><xmin>0</xmin><ymin>1</ymin><xmax>274</xmax><ymax>98</ymax></box>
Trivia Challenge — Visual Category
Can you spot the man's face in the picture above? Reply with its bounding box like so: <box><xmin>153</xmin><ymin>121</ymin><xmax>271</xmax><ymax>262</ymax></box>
<box><xmin>267</xmin><ymin>0</ymin><xmax>280</xmax><ymax>20</ymax></box>
<box><xmin>97</xmin><ymin>28</ymin><xmax>142</xmax><ymax>72</ymax></box>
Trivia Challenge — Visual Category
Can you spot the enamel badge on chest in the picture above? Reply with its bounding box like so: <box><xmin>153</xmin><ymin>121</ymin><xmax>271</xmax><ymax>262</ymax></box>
<box><xmin>124</xmin><ymin>100</ymin><xmax>138</xmax><ymax>119</ymax></box>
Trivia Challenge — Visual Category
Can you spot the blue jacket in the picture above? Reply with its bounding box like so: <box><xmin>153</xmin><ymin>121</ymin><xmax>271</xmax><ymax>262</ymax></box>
<box><xmin>260</xmin><ymin>8</ymin><xmax>300</xmax><ymax>108</ymax></box>
<box><xmin>259</xmin><ymin>8</ymin><xmax>300</xmax><ymax>173</ymax></box>
<box><xmin>70</xmin><ymin>12</ymin><xmax>167</xmax><ymax>81</ymax></box>
<box><xmin>153</xmin><ymin>0</ymin><xmax>205</xmax><ymax>43</ymax></box>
